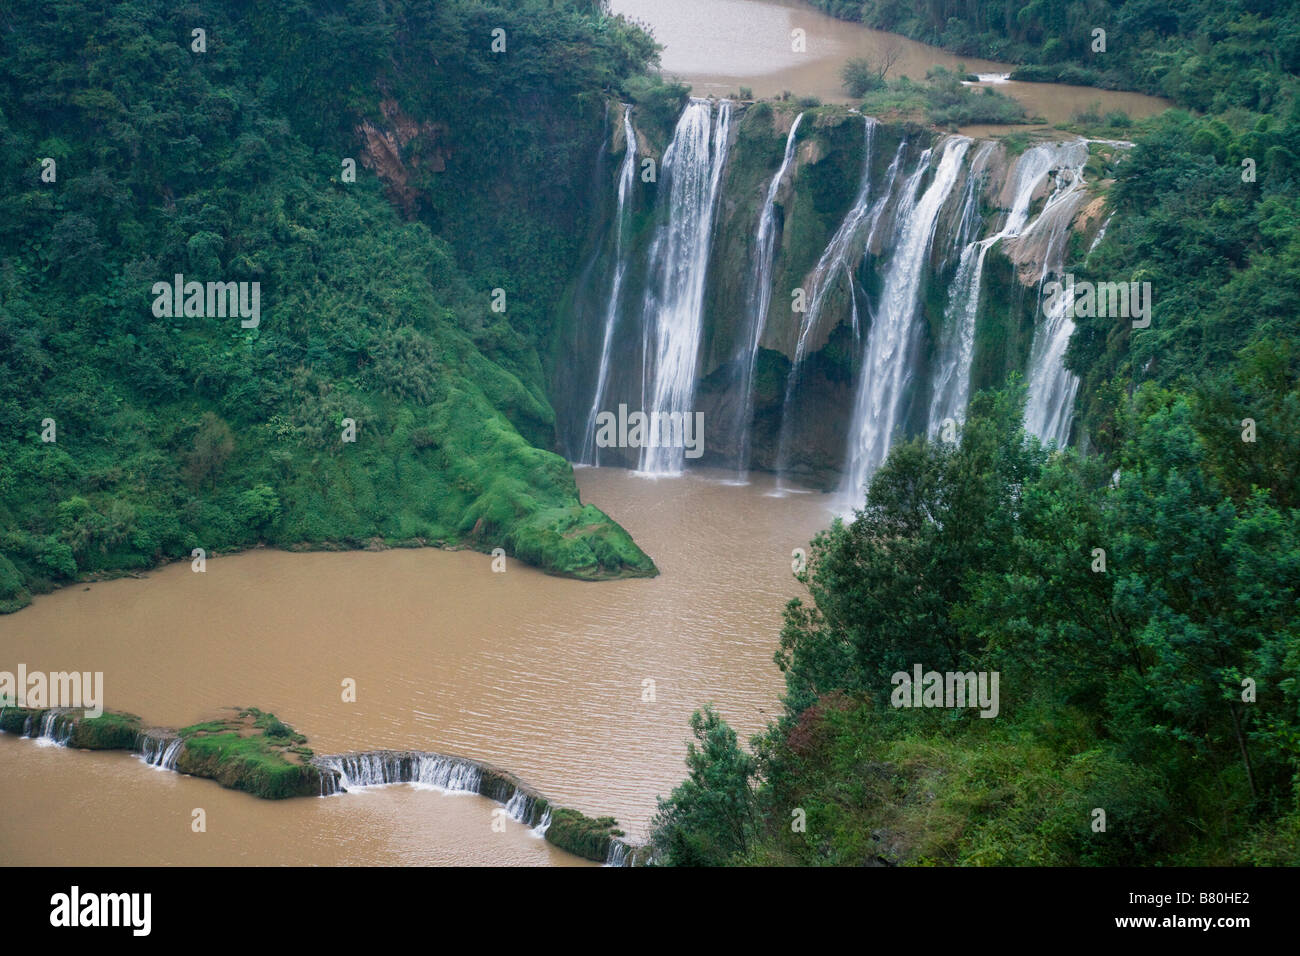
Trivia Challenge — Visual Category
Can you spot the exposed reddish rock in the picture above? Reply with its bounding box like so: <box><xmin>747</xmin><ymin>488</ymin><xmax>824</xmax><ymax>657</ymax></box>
<box><xmin>356</xmin><ymin>97</ymin><xmax>449</xmax><ymax>216</ymax></box>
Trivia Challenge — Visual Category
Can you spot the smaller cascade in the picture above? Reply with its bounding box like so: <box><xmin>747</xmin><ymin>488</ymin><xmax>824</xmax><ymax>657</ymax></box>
<box><xmin>318</xmin><ymin>769</ymin><xmax>342</xmax><ymax>797</ymax></box>
<box><xmin>503</xmin><ymin>787</ymin><xmax>539</xmax><ymax>824</ymax></box>
<box><xmin>317</xmin><ymin>751</ymin><xmax>483</xmax><ymax>794</ymax></box>
<box><xmin>924</xmin><ymin>143</ymin><xmax>992</xmax><ymax>437</ymax></box>
<box><xmin>605</xmin><ymin>838</ymin><xmax>632</xmax><ymax>867</ymax></box>
<box><xmin>1024</xmin><ymin>281</ymin><xmax>1082</xmax><ymax>446</ymax></box>
<box><xmin>312</xmin><ymin>750</ymin><xmax>550</xmax><ymax>829</ymax></box>
<box><xmin>928</xmin><ymin>141</ymin><xmax>1081</xmax><ymax>437</ymax></box>
<box><xmin>797</xmin><ymin>117</ymin><xmax>881</xmax><ymax>339</ymax></box>
<box><xmin>531</xmin><ymin>807</ymin><xmax>553</xmax><ymax>837</ymax></box>
<box><xmin>1017</xmin><ymin>142</ymin><xmax>1091</xmax><ymax>446</ymax></box>
<box><xmin>734</xmin><ymin>111</ymin><xmax>804</xmax><ymax>477</ymax></box>
<box><xmin>774</xmin><ymin>124</ymin><xmax>906</xmax><ymax>484</ymax></box>
<box><xmin>33</xmin><ymin>709</ymin><xmax>75</xmax><ymax>747</ymax></box>
<box><xmin>139</xmin><ymin>730</ymin><xmax>184</xmax><ymax>770</ymax></box>
<box><xmin>580</xmin><ymin>105</ymin><xmax>639</xmax><ymax>465</ymax></box>
<box><xmin>1087</xmin><ymin>213</ymin><xmax>1114</xmax><ymax>259</ymax></box>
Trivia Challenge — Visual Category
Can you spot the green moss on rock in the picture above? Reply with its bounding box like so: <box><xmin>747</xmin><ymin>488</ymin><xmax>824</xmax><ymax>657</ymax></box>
<box><xmin>544</xmin><ymin>806</ymin><xmax>626</xmax><ymax>862</ymax></box>
<box><xmin>69</xmin><ymin>711</ymin><xmax>143</xmax><ymax>749</ymax></box>
<box><xmin>0</xmin><ymin>706</ymin><xmax>142</xmax><ymax>748</ymax></box>
<box><xmin>176</xmin><ymin>708</ymin><xmax>324</xmax><ymax>800</ymax></box>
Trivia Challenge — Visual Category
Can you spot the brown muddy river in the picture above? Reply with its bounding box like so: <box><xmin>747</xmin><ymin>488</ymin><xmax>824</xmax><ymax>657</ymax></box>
<box><xmin>0</xmin><ymin>468</ymin><xmax>834</xmax><ymax>865</ymax></box>
<box><xmin>610</xmin><ymin>0</ymin><xmax>1169</xmax><ymax>125</ymax></box>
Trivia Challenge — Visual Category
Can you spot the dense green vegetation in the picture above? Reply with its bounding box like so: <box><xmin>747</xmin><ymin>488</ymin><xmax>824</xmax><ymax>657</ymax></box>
<box><xmin>841</xmin><ymin>63</ymin><xmax>1030</xmax><ymax>127</ymax></box>
<box><xmin>811</xmin><ymin>0</ymin><xmax>1299</xmax><ymax>112</ymax></box>
<box><xmin>174</xmin><ymin>708</ymin><xmax>323</xmax><ymax>799</ymax></box>
<box><xmin>3</xmin><ymin>0</ymin><xmax>1296</xmax><ymax>870</ymax></box>
<box><xmin>652</xmin><ymin>48</ymin><xmax>1299</xmax><ymax>863</ymax></box>
<box><xmin>652</xmin><ymin>376</ymin><xmax>1298</xmax><ymax>864</ymax></box>
<box><xmin>544</xmin><ymin>807</ymin><xmax>628</xmax><ymax>861</ymax></box>
<box><xmin>0</xmin><ymin>0</ymin><xmax>662</xmax><ymax>610</ymax></box>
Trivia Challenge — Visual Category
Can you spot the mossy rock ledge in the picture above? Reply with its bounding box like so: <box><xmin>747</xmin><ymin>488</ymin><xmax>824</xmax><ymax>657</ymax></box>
<box><xmin>0</xmin><ymin>705</ymin><xmax>326</xmax><ymax>799</ymax></box>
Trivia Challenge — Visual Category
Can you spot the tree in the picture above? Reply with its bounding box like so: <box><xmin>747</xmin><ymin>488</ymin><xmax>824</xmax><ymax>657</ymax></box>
<box><xmin>778</xmin><ymin>386</ymin><xmax>1038</xmax><ymax>712</ymax></box>
<box><xmin>649</xmin><ymin>706</ymin><xmax>755</xmax><ymax>865</ymax></box>
<box><xmin>841</xmin><ymin>56</ymin><xmax>886</xmax><ymax>97</ymax></box>
<box><xmin>184</xmin><ymin>412</ymin><xmax>235</xmax><ymax>489</ymax></box>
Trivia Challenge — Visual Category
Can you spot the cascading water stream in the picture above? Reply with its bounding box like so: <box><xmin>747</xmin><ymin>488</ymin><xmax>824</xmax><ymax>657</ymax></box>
<box><xmin>579</xmin><ymin>105</ymin><xmax>639</xmax><ymax>465</ymax></box>
<box><xmin>562</xmin><ymin>103</ymin><xmax>1106</xmax><ymax>496</ymax></box>
<box><xmin>139</xmin><ymin>731</ymin><xmax>184</xmax><ymax>770</ymax></box>
<box><xmin>928</xmin><ymin>141</ymin><xmax>1084</xmax><ymax>437</ymax></box>
<box><xmin>772</xmin><ymin>119</ymin><xmax>905</xmax><ymax>485</ymax></box>
<box><xmin>638</xmin><ymin>98</ymin><xmax>732</xmax><ymax>475</ymax></box>
<box><xmin>1020</xmin><ymin>142</ymin><xmax>1091</xmax><ymax>446</ymax></box>
<box><xmin>319</xmin><ymin>751</ymin><xmax>483</xmax><ymax>794</ymax></box>
<box><xmin>33</xmin><ymin>709</ymin><xmax>75</xmax><ymax>747</ymax></box>
<box><xmin>313</xmin><ymin>751</ymin><xmax>558</xmax><ymax>837</ymax></box>
<box><xmin>796</xmin><ymin>117</ymin><xmax>881</xmax><ymax>339</ymax></box>
<box><xmin>839</xmin><ymin>137</ymin><xmax>971</xmax><ymax>508</ymax></box>
<box><xmin>605</xmin><ymin>839</ymin><xmax>632</xmax><ymax>867</ymax></box>
<box><xmin>733</xmin><ymin>111</ymin><xmax>803</xmax><ymax>477</ymax></box>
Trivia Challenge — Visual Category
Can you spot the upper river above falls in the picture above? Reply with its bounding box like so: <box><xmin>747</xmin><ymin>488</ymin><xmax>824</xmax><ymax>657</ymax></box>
<box><xmin>609</xmin><ymin>0</ymin><xmax>1170</xmax><ymax>131</ymax></box>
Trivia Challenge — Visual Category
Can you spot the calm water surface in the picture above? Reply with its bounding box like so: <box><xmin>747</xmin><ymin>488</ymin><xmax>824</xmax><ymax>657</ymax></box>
<box><xmin>0</xmin><ymin>468</ymin><xmax>834</xmax><ymax>865</ymax></box>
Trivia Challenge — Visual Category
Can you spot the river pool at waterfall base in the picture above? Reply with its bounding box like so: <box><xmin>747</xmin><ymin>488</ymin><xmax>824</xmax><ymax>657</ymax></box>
<box><xmin>0</xmin><ymin>467</ymin><xmax>835</xmax><ymax>865</ymax></box>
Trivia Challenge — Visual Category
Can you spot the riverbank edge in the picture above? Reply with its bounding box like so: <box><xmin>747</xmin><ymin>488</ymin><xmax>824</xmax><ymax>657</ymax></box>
<box><xmin>0</xmin><ymin>530</ymin><xmax>660</xmax><ymax>618</ymax></box>
<box><xmin>0</xmin><ymin>705</ymin><xmax>648</xmax><ymax>866</ymax></box>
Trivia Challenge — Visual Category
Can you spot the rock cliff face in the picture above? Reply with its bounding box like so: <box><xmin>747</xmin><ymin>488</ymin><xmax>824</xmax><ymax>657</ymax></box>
<box><xmin>357</xmin><ymin>98</ymin><xmax>451</xmax><ymax>216</ymax></box>
<box><xmin>553</xmin><ymin>100</ymin><xmax>1113</xmax><ymax>489</ymax></box>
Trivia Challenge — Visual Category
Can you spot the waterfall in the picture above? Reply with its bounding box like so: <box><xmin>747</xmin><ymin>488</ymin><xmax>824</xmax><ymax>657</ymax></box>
<box><xmin>560</xmin><ymin>106</ymin><xmax>1108</xmax><ymax>490</ymax></box>
<box><xmin>845</xmin><ymin>262</ymin><xmax>861</xmax><ymax>344</ymax></box>
<box><xmin>773</xmin><ymin>119</ymin><xmax>904</xmax><ymax>483</ymax></box>
<box><xmin>532</xmin><ymin>806</ymin><xmax>553</xmax><ymax>837</ymax></box>
<box><xmin>1087</xmin><ymin>213</ymin><xmax>1114</xmax><ymax>259</ymax></box>
<box><xmin>1025</xmin><ymin>285</ymin><xmax>1082</xmax><ymax>446</ymax></box>
<box><xmin>579</xmin><ymin>105</ymin><xmax>639</xmax><ymax>465</ymax></box>
<box><xmin>139</xmin><ymin>731</ymin><xmax>184</xmax><ymax>770</ymax></box>
<box><xmin>605</xmin><ymin>838</ymin><xmax>632</xmax><ymax>867</ymax></box>
<box><xmin>797</xmin><ymin>117</ymin><xmax>882</xmax><ymax>339</ymax></box>
<box><xmin>928</xmin><ymin>141</ymin><xmax>1084</xmax><ymax>437</ymax></box>
<box><xmin>638</xmin><ymin>98</ymin><xmax>732</xmax><ymax>475</ymax></box>
<box><xmin>318</xmin><ymin>751</ymin><xmax>483</xmax><ymax>793</ymax></box>
<box><xmin>32</xmin><ymin>709</ymin><xmax>75</xmax><ymax>747</ymax></box>
<box><xmin>839</xmin><ymin>137</ymin><xmax>972</xmax><ymax>506</ymax></box>
<box><xmin>734</xmin><ymin>111</ymin><xmax>804</xmax><ymax>477</ymax></box>
<box><xmin>1020</xmin><ymin>142</ymin><xmax>1091</xmax><ymax>446</ymax></box>
<box><xmin>312</xmin><ymin>750</ymin><xmax>554</xmax><ymax>829</ymax></box>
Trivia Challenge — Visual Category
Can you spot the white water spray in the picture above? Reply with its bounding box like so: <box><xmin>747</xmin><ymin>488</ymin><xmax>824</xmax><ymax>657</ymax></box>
<box><xmin>639</xmin><ymin>99</ymin><xmax>732</xmax><ymax>475</ymax></box>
